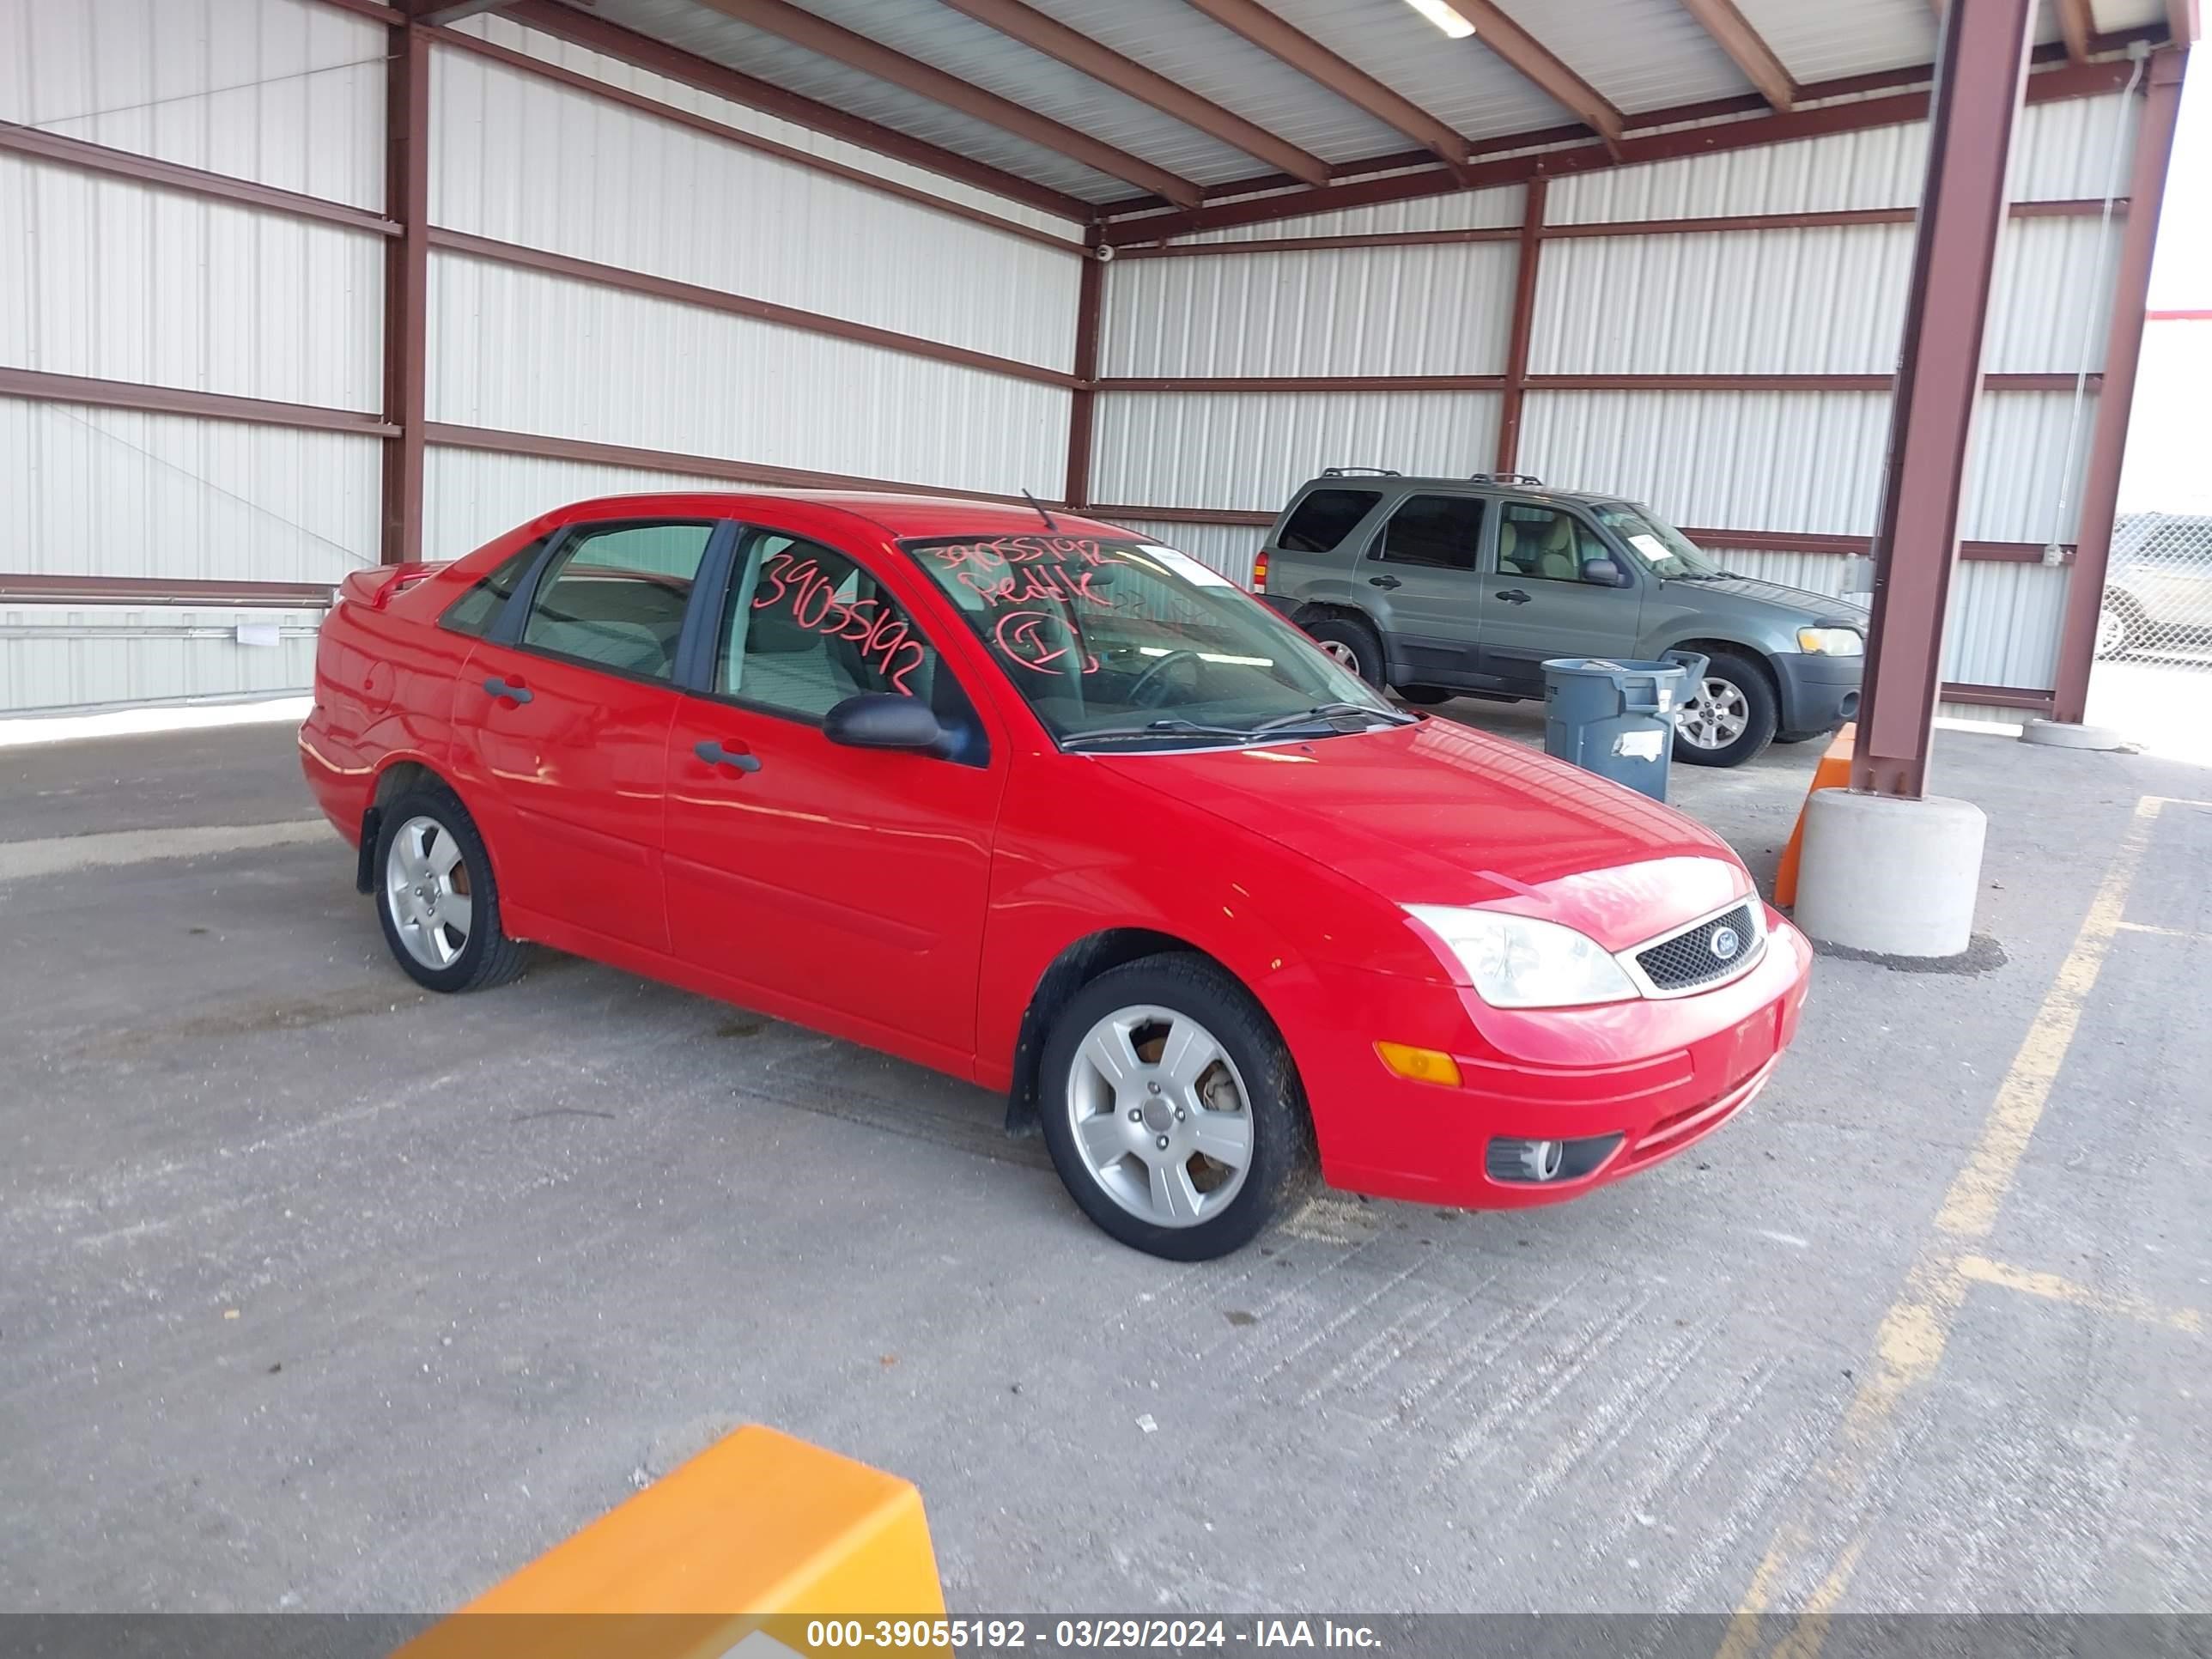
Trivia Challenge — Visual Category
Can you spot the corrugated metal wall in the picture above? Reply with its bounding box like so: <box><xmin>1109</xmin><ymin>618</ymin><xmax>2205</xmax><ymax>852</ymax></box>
<box><xmin>1092</xmin><ymin>94</ymin><xmax>2136</xmax><ymax>705</ymax></box>
<box><xmin>0</xmin><ymin>0</ymin><xmax>1084</xmax><ymax>712</ymax></box>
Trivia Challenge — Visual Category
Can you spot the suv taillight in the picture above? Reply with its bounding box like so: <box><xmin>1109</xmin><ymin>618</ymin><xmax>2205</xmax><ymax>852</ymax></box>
<box><xmin>1252</xmin><ymin>549</ymin><xmax>1269</xmax><ymax>592</ymax></box>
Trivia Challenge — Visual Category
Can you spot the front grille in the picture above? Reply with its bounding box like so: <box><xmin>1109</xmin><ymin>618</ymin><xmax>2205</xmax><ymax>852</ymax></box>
<box><xmin>1635</xmin><ymin>902</ymin><xmax>1760</xmax><ymax>993</ymax></box>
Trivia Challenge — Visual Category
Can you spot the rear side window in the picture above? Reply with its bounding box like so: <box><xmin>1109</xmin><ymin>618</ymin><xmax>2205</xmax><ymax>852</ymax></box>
<box><xmin>1278</xmin><ymin>489</ymin><xmax>1380</xmax><ymax>553</ymax></box>
<box><xmin>519</xmin><ymin>521</ymin><xmax>717</xmax><ymax>682</ymax></box>
<box><xmin>1375</xmin><ymin>495</ymin><xmax>1486</xmax><ymax>571</ymax></box>
<box><xmin>440</xmin><ymin>538</ymin><xmax>545</xmax><ymax>638</ymax></box>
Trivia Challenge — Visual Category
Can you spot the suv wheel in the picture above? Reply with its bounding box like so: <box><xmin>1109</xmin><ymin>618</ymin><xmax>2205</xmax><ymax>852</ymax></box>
<box><xmin>1673</xmin><ymin>651</ymin><xmax>1778</xmax><ymax>768</ymax></box>
<box><xmin>1303</xmin><ymin>614</ymin><xmax>1387</xmax><ymax>689</ymax></box>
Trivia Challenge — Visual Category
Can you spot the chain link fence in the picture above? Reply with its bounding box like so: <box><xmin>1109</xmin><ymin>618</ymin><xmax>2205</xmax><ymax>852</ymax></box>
<box><xmin>2097</xmin><ymin>512</ymin><xmax>2212</xmax><ymax>666</ymax></box>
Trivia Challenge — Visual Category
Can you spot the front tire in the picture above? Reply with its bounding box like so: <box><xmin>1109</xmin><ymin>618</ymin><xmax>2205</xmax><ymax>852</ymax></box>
<box><xmin>1038</xmin><ymin>955</ymin><xmax>1313</xmax><ymax>1261</ymax></box>
<box><xmin>374</xmin><ymin>787</ymin><xmax>531</xmax><ymax>994</ymax></box>
<box><xmin>1302</xmin><ymin>613</ymin><xmax>1388</xmax><ymax>690</ymax></box>
<box><xmin>1673</xmin><ymin>650</ymin><xmax>1779</xmax><ymax>768</ymax></box>
<box><xmin>1398</xmin><ymin>685</ymin><xmax>1455</xmax><ymax>706</ymax></box>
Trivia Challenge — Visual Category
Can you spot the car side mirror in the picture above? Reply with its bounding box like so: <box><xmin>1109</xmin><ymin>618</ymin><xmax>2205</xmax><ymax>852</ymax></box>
<box><xmin>1581</xmin><ymin>557</ymin><xmax>1628</xmax><ymax>587</ymax></box>
<box><xmin>823</xmin><ymin>692</ymin><xmax>944</xmax><ymax>753</ymax></box>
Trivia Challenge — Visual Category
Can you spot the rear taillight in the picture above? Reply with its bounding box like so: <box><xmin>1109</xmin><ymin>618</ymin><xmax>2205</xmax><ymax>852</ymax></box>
<box><xmin>1252</xmin><ymin>549</ymin><xmax>1270</xmax><ymax>592</ymax></box>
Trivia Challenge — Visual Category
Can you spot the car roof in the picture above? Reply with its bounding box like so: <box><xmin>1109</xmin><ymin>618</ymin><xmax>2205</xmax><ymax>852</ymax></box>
<box><xmin>1297</xmin><ymin>476</ymin><xmax>1624</xmax><ymax>506</ymax></box>
<box><xmin>547</xmin><ymin>489</ymin><xmax>1144</xmax><ymax>542</ymax></box>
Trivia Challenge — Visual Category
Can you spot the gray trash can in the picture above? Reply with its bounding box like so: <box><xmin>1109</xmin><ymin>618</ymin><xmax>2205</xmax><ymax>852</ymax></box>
<box><xmin>1540</xmin><ymin>652</ymin><xmax>1706</xmax><ymax>801</ymax></box>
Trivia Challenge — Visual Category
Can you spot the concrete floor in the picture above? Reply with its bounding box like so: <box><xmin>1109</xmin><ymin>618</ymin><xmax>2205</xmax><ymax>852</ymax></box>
<box><xmin>1</xmin><ymin>708</ymin><xmax>2207</xmax><ymax>1618</ymax></box>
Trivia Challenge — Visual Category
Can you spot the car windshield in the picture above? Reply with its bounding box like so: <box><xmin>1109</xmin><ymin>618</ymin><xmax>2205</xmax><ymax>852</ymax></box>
<box><xmin>1592</xmin><ymin>503</ymin><xmax>1729</xmax><ymax>580</ymax></box>
<box><xmin>902</xmin><ymin>533</ymin><xmax>1403</xmax><ymax>748</ymax></box>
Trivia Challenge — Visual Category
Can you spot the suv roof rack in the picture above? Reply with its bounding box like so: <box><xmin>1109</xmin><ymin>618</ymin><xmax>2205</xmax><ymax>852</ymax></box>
<box><xmin>1468</xmin><ymin>471</ymin><xmax>1543</xmax><ymax>485</ymax></box>
<box><xmin>1320</xmin><ymin>465</ymin><xmax>1401</xmax><ymax>477</ymax></box>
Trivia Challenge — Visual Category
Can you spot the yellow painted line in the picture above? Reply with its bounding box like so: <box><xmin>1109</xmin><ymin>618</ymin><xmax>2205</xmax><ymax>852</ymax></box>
<box><xmin>1715</xmin><ymin>795</ymin><xmax>2164</xmax><ymax>1656</ymax></box>
<box><xmin>1956</xmin><ymin>1254</ymin><xmax>2206</xmax><ymax>1336</ymax></box>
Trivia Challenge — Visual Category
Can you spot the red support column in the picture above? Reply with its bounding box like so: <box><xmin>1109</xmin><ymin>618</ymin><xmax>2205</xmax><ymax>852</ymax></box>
<box><xmin>2049</xmin><ymin>46</ymin><xmax>2190</xmax><ymax>725</ymax></box>
<box><xmin>1063</xmin><ymin>231</ymin><xmax>1104</xmax><ymax>509</ymax></box>
<box><xmin>380</xmin><ymin>21</ymin><xmax>430</xmax><ymax>564</ymax></box>
<box><xmin>1851</xmin><ymin>0</ymin><xmax>2037</xmax><ymax>796</ymax></box>
<box><xmin>1493</xmin><ymin>177</ymin><xmax>1547</xmax><ymax>474</ymax></box>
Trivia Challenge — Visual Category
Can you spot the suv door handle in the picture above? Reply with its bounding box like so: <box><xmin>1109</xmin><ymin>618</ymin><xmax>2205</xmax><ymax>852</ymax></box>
<box><xmin>481</xmin><ymin>676</ymin><xmax>533</xmax><ymax>703</ymax></box>
<box><xmin>695</xmin><ymin>739</ymin><xmax>762</xmax><ymax>774</ymax></box>
<box><xmin>1368</xmin><ymin>574</ymin><xmax>1402</xmax><ymax>590</ymax></box>
<box><xmin>1496</xmin><ymin>589</ymin><xmax>1532</xmax><ymax>605</ymax></box>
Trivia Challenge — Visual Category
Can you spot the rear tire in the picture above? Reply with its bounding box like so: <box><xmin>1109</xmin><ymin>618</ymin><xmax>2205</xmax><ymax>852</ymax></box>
<box><xmin>1398</xmin><ymin>685</ymin><xmax>1455</xmax><ymax>706</ymax></box>
<box><xmin>1773</xmin><ymin>727</ymin><xmax>1834</xmax><ymax>745</ymax></box>
<box><xmin>1038</xmin><ymin>954</ymin><xmax>1314</xmax><ymax>1261</ymax></box>
<box><xmin>374</xmin><ymin>787</ymin><xmax>531</xmax><ymax>994</ymax></box>
<box><xmin>1672</xmin><ymin>650</ymin><xmax>1779</xmax><ymax>769</ymax></box>
<box><xmin>1302</xmin><ymin>614</ymin><xmax>1388</xmax><ymax>690</ymax></box>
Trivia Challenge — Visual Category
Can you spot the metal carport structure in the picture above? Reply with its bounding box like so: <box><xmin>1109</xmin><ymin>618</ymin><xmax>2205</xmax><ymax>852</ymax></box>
<box><xmin>0</xmin><ymin>0</ymin><xmax>2194</xmax><ymax>753</ymax></box>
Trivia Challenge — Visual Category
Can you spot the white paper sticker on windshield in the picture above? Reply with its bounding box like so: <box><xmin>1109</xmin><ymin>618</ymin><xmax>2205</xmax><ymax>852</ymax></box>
<box><xmin>1140</xmin><ymin>545</ymin><xmax>1234</xmax><ymax>587</ymax></box>
<box><xmin>1629</xmin><ymin>533</ymin><xmax>1672</xmax><ymax>564</ymax></box>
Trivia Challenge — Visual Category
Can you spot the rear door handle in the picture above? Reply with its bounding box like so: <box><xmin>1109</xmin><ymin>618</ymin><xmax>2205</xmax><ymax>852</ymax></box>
<box><xmin>481</xmin><ymin>676</ymin><xmax>533</xmax><ymax>703</ymax></box>
<box><xmin>695</xmin><ymin>739</ymin><xmax>762</xmax><ymax>774</ymax></box>
<box><xmin>1368</xmin><ymin>574</ymin><xmax>1402</xmax><ymax>590</ymax></box>
<box><xmin>1496</xmin><ymin>589</ymin><xmax>1532</xmax><ymax>605</ymax></box>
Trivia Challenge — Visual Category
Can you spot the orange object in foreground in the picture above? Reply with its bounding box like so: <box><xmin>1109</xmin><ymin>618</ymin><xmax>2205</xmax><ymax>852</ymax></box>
<box><xmin>398</xmin><ymin>1425</ymin><xmax>945</xmax><ymax>1659</ymax></box>
<box><xmin>1773</xmin><ymin>722</ymin><xmax>1857</xmax><ymax>908</ymax></box>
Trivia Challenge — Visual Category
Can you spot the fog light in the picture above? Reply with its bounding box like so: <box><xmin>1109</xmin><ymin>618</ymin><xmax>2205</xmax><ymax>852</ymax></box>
<box><xmin>1376</xmin><ymin>1041</ymin><xmax>1462</xmax><ymax>1087</ymax></box>
<box><xmin>1486</xmin><ymin>1137</ymin><xmax>1565</xmax><ymax>1182</ymax></box>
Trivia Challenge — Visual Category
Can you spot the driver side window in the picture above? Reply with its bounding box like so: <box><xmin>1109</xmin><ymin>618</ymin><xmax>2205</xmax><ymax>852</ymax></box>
<box><xmin>1498</xmin><ymin>505</ymin><xmax>1613</xmax><ymax>586</ymax></box>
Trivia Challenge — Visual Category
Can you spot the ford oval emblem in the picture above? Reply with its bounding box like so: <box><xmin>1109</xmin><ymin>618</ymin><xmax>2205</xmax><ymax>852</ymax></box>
<box><xmin>1711</xmin><ymin>925</ymin><xmax>1741</xmax><ymax>961</ymax></box>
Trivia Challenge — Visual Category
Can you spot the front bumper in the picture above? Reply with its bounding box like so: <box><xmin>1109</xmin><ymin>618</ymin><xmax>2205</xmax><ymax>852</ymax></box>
<box><xmin>1281</xmin><ymin>909</ymin><xmax>1812</xmax><ymax>1209</ymax></box>
<box><xmin>1772</xmin><ymin>652</ymin><xmax>1863</xmax><ymax>733</ymax></box>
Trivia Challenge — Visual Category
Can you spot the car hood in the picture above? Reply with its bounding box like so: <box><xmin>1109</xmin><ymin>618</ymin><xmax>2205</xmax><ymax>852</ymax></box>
<box><xmin>1687</xmin><ymin>574</ymin><xmax>1870</xmax><ymax>627</ymax></box>
<box><xmin>1093</xmin><ymin>719</ymin><xmax>1751</xmax><ymax>954</ymax></box>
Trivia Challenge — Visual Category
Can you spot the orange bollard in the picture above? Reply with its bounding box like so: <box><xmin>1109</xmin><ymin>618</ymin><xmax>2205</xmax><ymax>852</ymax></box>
<box><xmin>398</xmin><ymin>1425</ymin><xmax>946</xmax><ymax>1659</ymax></box>
<box><xmin>1773</xmin><ymin>722</ymin><xmax>1856</xmax><ymax>908</ymax></box>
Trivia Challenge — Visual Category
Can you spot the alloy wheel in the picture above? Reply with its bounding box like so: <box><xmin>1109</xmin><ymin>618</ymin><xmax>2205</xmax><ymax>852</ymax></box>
<box><xmin>384</xmin><ymin>815</ymin><xmax>473</xmax><ymax>969</ymax></box>
<box><xmin>1318</xmin><ymin>639</ymin><xmax>1362</xmax><ymax>671</ymax></box>
<box><xmin>1677</xmin><ymin>677</ymin><xmax>1750</xmax><ymax>750</ymax></box>
<box><xmin>1064</xmin><ymin>1005</ymin><xmax>1255</xmax><ymax>1228</ymax></box>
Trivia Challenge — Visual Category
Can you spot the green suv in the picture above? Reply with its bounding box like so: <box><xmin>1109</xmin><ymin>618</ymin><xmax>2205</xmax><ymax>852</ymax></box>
<box><xmin>1255</xmin><ymin>469</ymin><xmax>1868</xmax><ymax>768</ymax></box>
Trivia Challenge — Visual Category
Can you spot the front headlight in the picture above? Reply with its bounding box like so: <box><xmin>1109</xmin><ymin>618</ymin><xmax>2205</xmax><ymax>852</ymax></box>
<box><xmin>1796</xmin><ymin>626</ymin><xmax>1863</xmax><ymax>655</ymax></box>
<box><xmin>1405</xmin><ymin>906</ymin><xmax>1639</xmax><ymax>1009</ymax></box>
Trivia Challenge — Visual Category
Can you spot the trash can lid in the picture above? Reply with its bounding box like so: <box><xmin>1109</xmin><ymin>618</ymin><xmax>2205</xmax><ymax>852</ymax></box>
<box><xmin>1540</xmin><ymin>656</ymin><xmax>1691</xmax><ymax>678</ymax></box>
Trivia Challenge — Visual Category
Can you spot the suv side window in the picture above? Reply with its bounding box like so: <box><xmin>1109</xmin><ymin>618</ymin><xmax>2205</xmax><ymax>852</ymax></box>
<box><xmin>1374</xmin><ymin>495</ymin><xmax>1485</xmax><ymax>570</ymax></box>
<box><xmin>1498</xmin><ymin>504</ymin><xmax>1613</xmax><ymax>585</ymax></box>
<box><xmin>1279</xmin><ymin>489</ymin><xmax>1381</xmax><ymax>553</ymax></box>
<box><xmin>518</xmin><ymin>521</ymin><xmax>717</xmax><ymax>681</ymax></box>
<box><xmin>441</xmin><ymin>538</ymin><xmax>546</xmax><ymax>638</ymax></box>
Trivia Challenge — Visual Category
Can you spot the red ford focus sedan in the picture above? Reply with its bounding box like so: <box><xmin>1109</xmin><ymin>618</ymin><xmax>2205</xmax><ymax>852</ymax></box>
<box><xmin>301</xmin><ymin>491</ymin><xmax>1811</xmax><ymax>1259</ymax></box>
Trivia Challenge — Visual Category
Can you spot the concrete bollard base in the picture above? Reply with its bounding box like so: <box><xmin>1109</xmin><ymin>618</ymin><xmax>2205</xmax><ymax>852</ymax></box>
<box><xmin>1792</xmin><ymin>789</ymin><xmax>1988</xmax><ymax>959</ymax></box>
<box><xmin>2018</xmin><ymin>719</ymin><xmax>2130</xmax><ymax>750</ymax></box>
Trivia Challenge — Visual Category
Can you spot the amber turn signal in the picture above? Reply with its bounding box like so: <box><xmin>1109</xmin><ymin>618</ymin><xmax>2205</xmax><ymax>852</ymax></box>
<box><xmin>1376</xmin><ymin>1041</ymin><xmax>1462</xmax><ymax>1087</ymax></box>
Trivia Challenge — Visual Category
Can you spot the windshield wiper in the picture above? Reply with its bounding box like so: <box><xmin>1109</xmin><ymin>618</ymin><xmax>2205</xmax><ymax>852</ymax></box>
<box><xmin>1247</xmin><ymin>701</ymin><xmax>1417</xmax><ymax>736</ymax></box>
<box><xmin>1060</xmin><ymin>718</ymin><xmax>1257</xmax><ymax>750</ymax></box>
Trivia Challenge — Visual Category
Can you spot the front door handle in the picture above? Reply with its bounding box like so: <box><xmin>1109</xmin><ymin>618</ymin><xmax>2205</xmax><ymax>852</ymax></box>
<box><xmin>695</xmin><ymin>739</ymin><xmax>762</xmax><ymax>774</ymax></box>
<box><xmin>1496</xmin><ymin>589</ymin><xmax>1532</xmax><ymax>605</ymax></box>
<box><xmin>481</xmin><ymin>676</ymin><xmax>533</xmax><ymax>703</ymax></box>
<box><xmin>1368</xmin><ymin>574</ymin><xmax>1402</xmax><ymax>590</ymax></box>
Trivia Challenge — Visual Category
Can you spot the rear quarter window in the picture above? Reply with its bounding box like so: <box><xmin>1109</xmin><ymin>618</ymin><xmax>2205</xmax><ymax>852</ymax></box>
<box><xmin>1278</xmin><ymin>489</ymin><xmax>1381</xmax><ymax>553</ymax></box>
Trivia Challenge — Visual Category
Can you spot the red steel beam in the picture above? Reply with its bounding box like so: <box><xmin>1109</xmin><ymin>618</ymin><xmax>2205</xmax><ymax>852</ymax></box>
<box><xmin>380</xmin><ymin>21</ymin><xmax>430</xmax><ymax>566</ymax></box>
<box><xmin>500</xmin><ymin>0</ymin><xmax>1090</xmax><ymax>222</ymax></box>
<box><xmin>1453</xmin><ymin>0</ymin><xmax>1626</xmax><ymax>147</ymax></box>
<box><xmin>1177</xmin><ymin>0</ymin><xmax>1474</xmax><ymax>177</ymax></box>
<box><xmin>1086</xmin><ymin>371</ymin><xmax>2096</xmax><ymax>393</ymax></box>
<box><xmin>0</xmin><ymin>125</ymin><xmax>399</xmax><ymax>236</ymax></box>
<box><xmin>933</xmin><ymin>0</ymin><xmax>1329</xmax><ymax>185</ymax></box>
<box><xmin>0</xmin><ymin>368</ymin><xmax>397</xmax><ymax>436</ymax></box>
<box><xmin>1674</xmin><ymin>0</ymin><xmax>1797</xmax><ymax>111</ymax></box>
<box><xmin>681</xmin><ymin>0</ymin><xmax>1202</xmax><ymax>205</ymax></box>
<box><xmin>1496</xmin><ymin>179</ymin><xmax>1547</xmax><ymax>473</ymax></box>
<box><xmin>1851</xmin><ymin>0</ymin><xmax>2037</xmax><ymax>797</ymax></box>
<box><xmin>1099</xmin><ymin>57</ymin><xmax>2137</xmax><ymax>246</ymax></box>
<box><xmin>427</xmin><ymin>228</ymin><xmax>1079</xmax><ymax>386</ymax></box>
<box><xmin>1065</xmin><ymin>235</ymin><xmax>1106</xmax><ymax>507</ymax></box>
<box><xmin>1093</xmin><ymin>374</ymin><xmax>1507</xmax><ymax>392</ymax></box>
<box><xmin>2173</xmin><ymin>0</ymin><xmax>2203</xmax><ymax>45</ymax></box>
<box><xmin>2051</xmin><ymin>47</ymin><xmax>2191</xmax><ymax>724</ymax></box>
<box><xmin>1115</xmin><ymin>225</ymin><xmax>1521</xmax><ymax>258</ymax></box>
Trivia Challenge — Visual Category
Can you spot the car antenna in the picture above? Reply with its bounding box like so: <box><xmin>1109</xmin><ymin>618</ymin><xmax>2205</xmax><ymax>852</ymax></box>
<box><xmin>1021</xmin><ymin>489</ymin><xmax>1060</xmax><ymax>532</ymax></box>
